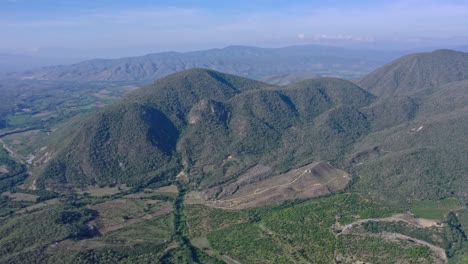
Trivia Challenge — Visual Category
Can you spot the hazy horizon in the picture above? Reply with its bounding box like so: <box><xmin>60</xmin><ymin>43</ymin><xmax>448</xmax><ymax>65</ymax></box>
<box><xmin>2</xmin><ymin>0</ymin><xmax>468</xmax><ymax>59</ymax></box>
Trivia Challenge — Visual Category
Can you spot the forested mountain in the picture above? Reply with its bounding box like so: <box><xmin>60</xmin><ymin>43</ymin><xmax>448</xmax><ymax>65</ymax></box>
<box><xmin>17</xmin><ymin>45</ymin><xmax>405</xmax><ymax>81</ymax></box>
<box><xmin>358</xmin><ymin>49</ymin><xmax>468</xmax><ymax>96</ymax></box>
<box><xmin>35</xmin><ymin>69</ymin><xmax>375</xmax><ymax>190</ymax></box>
<box><xmin>34</xmin><ymin>51</ymin><xmax>468</xmax><ymax>206</ymax></box>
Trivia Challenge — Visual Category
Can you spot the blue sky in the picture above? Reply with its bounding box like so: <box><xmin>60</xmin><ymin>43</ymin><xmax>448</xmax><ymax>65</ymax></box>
<box><xmin>2</xmin><ymin>0</ymin><xmax>468</xmax><ymax>58</ymax></box>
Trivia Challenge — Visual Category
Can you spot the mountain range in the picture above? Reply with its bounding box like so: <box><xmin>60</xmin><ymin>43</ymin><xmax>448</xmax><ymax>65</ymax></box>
<box><xmin>32</xmin><ymin>49</ymin><xmax>468</xmax><ymax>207</ymax></box>
<box><xmin>16</xmin><ymin>45</ymin><xmax>409</xmax><ymax>81</ymax></box>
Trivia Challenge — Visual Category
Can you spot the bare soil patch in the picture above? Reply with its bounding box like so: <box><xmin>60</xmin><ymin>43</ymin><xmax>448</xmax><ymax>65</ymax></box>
<box><xmin>32</xmin><ymin>111</ymin><xmax>52</xmax><ymax>117</ymax></box>
<box><xmin>191</xmin><ymin>162</ymin><xmax>350</xmax><ymax>209</ymax></box>
<box><xmin>154</xmin><ymin>185</ymin><xmax>179</xmax><ymax>193</ymax></box>
<box><xmin>0</xmin><ymin>165</ymin><xmax>8</xmax><ymax>174</ymax></box>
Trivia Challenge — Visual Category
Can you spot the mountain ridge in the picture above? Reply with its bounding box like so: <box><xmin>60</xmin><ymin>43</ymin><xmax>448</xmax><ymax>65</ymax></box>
<box><xmin>358</xmin><ymin>49</ymin><xmax>468</xmax><ymax>96</ymax></box>
<box><xmin>34</xmin><ymin>69</ymin><xmax>375</xmax><ymax>190</ymax></box>
<box><xmin>17</xmin><ymin>45</ymin><xmax>407</xmax><ymax>82</ymax></box>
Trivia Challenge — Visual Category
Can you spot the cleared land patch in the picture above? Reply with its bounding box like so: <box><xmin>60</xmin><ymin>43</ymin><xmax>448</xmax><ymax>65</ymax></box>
<box><xmin>188</xmin><ymin>162</ymin><xmax>350</xmax><ymax>209</ymax></box>
<box><xmin>1</xmin><ymin>191</ymin><xmax>39</xmax><ymax>202</ymax></box>
<box><xmin>77</xmin><ymin>185</ymin><xmax>128</xmax><ymax>197</ymax></box>
<box><xmin>154</xmin><ymin>185</ymin><xmax>178</xmax><ymax>194</ymax></box>
<box><xmin>87</xmin><ymin>198</ymin><xmax>173</xmax><ymax>234</ymax></box>
<box><xmin>14</xmin><ymin>198</ymin><xmax>59</xmax><ymax>215</ymax></box>
<box><xmin>0</xmin><ymin>165</ymin><xmax>8</xmax><ymax>174</ymax></box>
<box><xmin>124</xmin><ymin>185</ymin><xmax>178</xmax><ymax>199</ymax></box>
<box><xmin>338</xmin><ymin>213</ymin><xmax>443</xmax><ymax>234</ymax></box>
<box><xmin>412</xmin><ymin>198</ymin><xmax>463</xmax><ymax>220</ymax></box>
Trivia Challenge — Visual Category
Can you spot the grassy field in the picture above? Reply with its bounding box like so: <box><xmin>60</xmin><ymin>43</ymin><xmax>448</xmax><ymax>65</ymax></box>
<box><xmin>87</xmin><ymin>198</ymin><xmax>172</xmax><ymax>233</ymax></box>
<box><xmin>104</xmin><ymin>213</ymin><xmax>173</xmax><ymax>243</ymax></box>
<box><xmin>412</xmin><ymin>198</ymin><xmax>463</xmax><ymax>220</ymax></box>
<box><xmin>1</xmin><ymin>191</ymin><xmax>38</xmax><ymax>202</ymax></box>
<box><xmin>77</xmin><ymin>185</ymin><xmax>129</xmax><ymax>197</ymax></box>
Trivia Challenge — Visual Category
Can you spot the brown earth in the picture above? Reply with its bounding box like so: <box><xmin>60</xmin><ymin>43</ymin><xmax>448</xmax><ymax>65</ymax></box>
<box><xmin>154</xmin><ymin>185</ymin><xmax>179</xmax><ymax>193</ymax></box>
<box><xmin>32</xmin><ymin>111</ymin><xmax>53</xmax><ymax>117</ymax></box>
<box><xmin>187</xmin><ymin>162</ymin><xmax>350</xmax><ymax>209</ymax></box>
<box><xmin>0</xmin><ymin>165</ymin><xmax>8</xmax><ymax>174</ymax></box>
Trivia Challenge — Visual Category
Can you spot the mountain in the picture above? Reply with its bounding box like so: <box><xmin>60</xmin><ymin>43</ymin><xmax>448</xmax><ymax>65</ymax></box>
<box><xmin>33</xmin><ymin>61</ymin><xmax>468</xmax><ymax>206</ymax></box>
<box><xmin>17</xmin><ymin>45</ymin><xmax>406</xmax><ymax>81</ymax></box>
<box><xmin>34</xmin><ymin>69</ymin><xmax>375</xmax><ymax>190</ymax></box>
<box><xmin>358</xmin><ymin>49</ymin><xmax>468</xmax><ymax>96</ymax></box>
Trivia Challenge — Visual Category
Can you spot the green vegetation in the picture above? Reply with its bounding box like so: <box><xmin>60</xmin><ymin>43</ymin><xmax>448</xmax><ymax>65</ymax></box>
<box><xmin>104</xmin><ymin>213</ymin><xmax>173</xmax><ymax>243</ymax></box>
<box><xmin>445</xmin><ymin>212</ymin><xmax>468</xmax><ymax>260</ymax></box>
<box><xmin>170</xmin><ymin>182</ymin><xmax>223</xmax><ymax>263</ymax></box>
<box><xmin>412</xmin><ymin>198</ymin><xmax>462</xmax><ymax>220</ymax></box>
<box><xmin>0</xmin><ymin>80</ymin><xmax>138</xmax><ymax>132</ymax></box>
<box><xmin>0</xmin><ymin>145</ymin><xmax>27</xmax><ymax>194</ymax></box>
<box><xmin>360</xmin><ymin>221</ymin><xmax>446</xmax><ymax>247</ymax></box>
<box><xmin>188</xmin><ymin>194</ymin><xmax>404</xmax><ymax>263</ymax></box>
<box><xmin>358</xmin><ymin>49</ymin><xmax>468</xmax><ymax>96</ymax></box>
<box><xmin>0</xmin><ymin>204</ymin><xmax>96</xmax><ymax>262</ymax></box>
<box><xmin>337</xmin><ymin>235</ymin><xmax>434</xmax><ymax>263</ymax></box>
<box><xmin>185</xmin><ymin>204</ymin><xmax>249</xmax><ymax>237</ymax></box>
<box><xmin>36</xmin><ymin>69</ymin><xmax>375</xmax><ymax>191</ymax></box>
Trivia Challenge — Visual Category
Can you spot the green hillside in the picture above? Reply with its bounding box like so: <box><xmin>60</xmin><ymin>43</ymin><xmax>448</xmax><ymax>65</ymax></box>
<box><xmin>35</xmin><ymin>63</ymin><xmax>468</xmax><ymax>208</ymax></box>
<box><xmin>36</xmin><ymin>70</ymin><xmax>375</xmax><ymax>190</ymax></box>
<box><xmin>358</xmin><ymin>49</ymin><xmax>468</xmax><ymax>96</ymax></box>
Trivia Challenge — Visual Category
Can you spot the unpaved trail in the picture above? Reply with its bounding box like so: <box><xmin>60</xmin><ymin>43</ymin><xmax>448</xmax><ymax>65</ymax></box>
<box><xmin>355</xmin><ymin>232</ymin><xmax>447</xmax><ymax>264</ymax></box>
<box><xmin>221</xmin><ymin>255</ymin><xmax>242</xmax><ymax>264</ymax></box>
<box><xmin>337</xmin><ymin>214</ymin><xmax>447</xmax><ymax>263</ymax></box>
<box><xmin>0</xmin><ymin>138</ymin><xmax>24</xmax><ymax>163</ymax></box>
<box><xmin>340</xmin><ymin>213</ymin><xmax>441</xmax><ymax>233</ymax></box>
